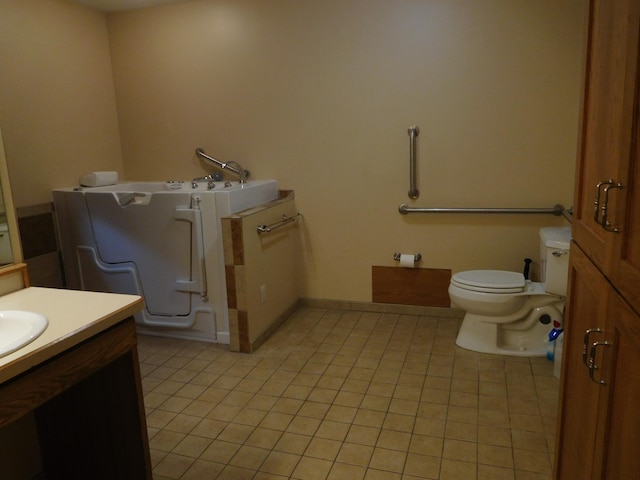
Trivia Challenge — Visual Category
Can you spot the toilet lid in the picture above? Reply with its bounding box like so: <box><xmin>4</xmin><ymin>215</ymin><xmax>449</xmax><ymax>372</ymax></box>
<box><xmin>451</xmin><ymin>270</ymin><xmax>526</xmax><ymax>293</ymax></box>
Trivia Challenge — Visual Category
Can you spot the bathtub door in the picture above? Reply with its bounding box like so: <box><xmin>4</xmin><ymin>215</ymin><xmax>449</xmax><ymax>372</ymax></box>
<box><xmin>84</xmin><ymin>191</ymin><xmax>196</xmax><ymax>317</ymax></box>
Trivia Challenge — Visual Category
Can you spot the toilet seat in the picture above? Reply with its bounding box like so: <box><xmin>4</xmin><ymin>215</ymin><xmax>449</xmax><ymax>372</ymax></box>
<box><xmin>451</xmin><ymin>270</ymin><xmax>525</xmax><ymax>294</ymax></box>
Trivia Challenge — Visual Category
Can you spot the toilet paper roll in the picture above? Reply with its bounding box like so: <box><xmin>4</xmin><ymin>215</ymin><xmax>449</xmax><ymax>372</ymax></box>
<box><xmin>399</xmin><ymin>254</ymin><xmax>416</xmax><ymax>268</ymax></box>
<box><xmin>79</xmin><ymin>171</ymin><xmax>118</xmax><ymax>187</ymax></box>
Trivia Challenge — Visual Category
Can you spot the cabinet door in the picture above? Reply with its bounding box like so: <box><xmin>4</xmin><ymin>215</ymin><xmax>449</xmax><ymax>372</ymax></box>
<box><xmin>609</xmin><ymin>89</ymin><xmax>640</xmax><ymax>313</ymax></box>
<box><xmin>572</xmin><ymin>0</ymin><xmax>640</xmax><ymax>274</ymax></box>
<box><xmin>554</xmin><ymin>243</ymin><xmax>611</xmax><ymax>479</ymax></box>
<box><xmin>600</xmin><ymin>290</ymin><xmax>640</xmax><ymax>478</ymax></box>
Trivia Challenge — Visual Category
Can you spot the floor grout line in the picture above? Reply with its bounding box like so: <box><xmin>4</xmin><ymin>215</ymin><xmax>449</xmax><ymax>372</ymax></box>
<box><xmin>139</xmin><ymin>307</ymin><xmax>558</xmax><ymax>480</ymax></box>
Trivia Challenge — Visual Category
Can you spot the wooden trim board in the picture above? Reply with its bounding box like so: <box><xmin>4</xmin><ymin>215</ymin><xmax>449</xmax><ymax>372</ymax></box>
<box><xmin>372</xmin><ymin>266</ymin><xmax>451</xmax><ymax>308</ymax></box>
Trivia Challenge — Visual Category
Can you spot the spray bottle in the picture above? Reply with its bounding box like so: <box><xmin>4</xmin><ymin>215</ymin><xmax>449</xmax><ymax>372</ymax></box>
<box><xmin>547</xmin><ymin>320</ymin><xmax>563</xmax><ymax>362</ymax></box>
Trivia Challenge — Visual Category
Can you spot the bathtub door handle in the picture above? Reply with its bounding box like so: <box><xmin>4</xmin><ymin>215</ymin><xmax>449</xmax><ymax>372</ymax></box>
<box><xmin>174</xmin><ymin>202</ymin><xmax>208</xmax><ymax>300</ymax></box>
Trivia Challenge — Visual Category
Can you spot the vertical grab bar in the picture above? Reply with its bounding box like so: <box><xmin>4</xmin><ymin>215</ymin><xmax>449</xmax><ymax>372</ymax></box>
<box><xmin>408</xmin><ymin>125</ymin><xmax>420</xmax><ymax>199</ymax></box>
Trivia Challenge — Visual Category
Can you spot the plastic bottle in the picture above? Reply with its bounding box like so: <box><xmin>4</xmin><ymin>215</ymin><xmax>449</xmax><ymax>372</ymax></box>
<box><xmin>547</xmin><ymin>328</ymin><xmax>563</xmax><ymax>361</ymax></box>
<box><xmin>553</xmin><ymin>331</ymin><xmax>564</xmax><ymax>378</ymax></box>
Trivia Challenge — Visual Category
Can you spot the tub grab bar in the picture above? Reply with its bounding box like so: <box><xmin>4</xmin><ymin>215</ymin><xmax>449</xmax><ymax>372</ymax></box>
<box><xmin>399</xmin><ymin>203</ymin><xmax>566</xmax><ymax>216</ymax></box>
<box><xmin>257</xmin><ymin>213</ymin><xmax>300</xmax><ymax>235</ymax></box>
<box><xmin>408</xmin><ymin>125</ymin><xmax>420</xmax><ymax>199</ymax></box>
<box><xmin>195</xmin><ymin>147</ymin><xmax>249</xmax><ymax>182</ymax></box>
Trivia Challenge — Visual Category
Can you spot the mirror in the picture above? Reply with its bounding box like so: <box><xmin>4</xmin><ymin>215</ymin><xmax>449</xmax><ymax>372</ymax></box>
<box><xmin>0</xmin><ymin>124</ymin><xmax>23</xmax><ymax>267</ymax></box>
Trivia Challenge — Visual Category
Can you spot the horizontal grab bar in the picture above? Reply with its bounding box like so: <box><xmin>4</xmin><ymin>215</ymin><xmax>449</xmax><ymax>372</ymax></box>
<box><xmin>399</xmin><ymin>203</ymin><xmax>566</xmax><ymax>216</ymax></box>
<box><xmin>257</xmin><ymin>213</ymin><xmax>301</xmax><ymax>235</ymax></box>
<box><xmin>561</xmin><ymin>207</ymin><xmax>573</xmax><ymax>223</ymax></box>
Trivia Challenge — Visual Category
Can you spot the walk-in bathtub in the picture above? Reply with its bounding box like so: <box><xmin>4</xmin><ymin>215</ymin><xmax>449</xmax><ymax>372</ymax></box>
<box><xmin>53</xmin><ymin>180</ymin><xmax>278</xmax><ymax>343</ymax></box>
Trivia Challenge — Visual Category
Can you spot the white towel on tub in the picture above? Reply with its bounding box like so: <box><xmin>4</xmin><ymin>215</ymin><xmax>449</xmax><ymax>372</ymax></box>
<box><xmin>80</xmin><ymin>171</ymin><xmax>118</xmax><ymax>187</ymax></box>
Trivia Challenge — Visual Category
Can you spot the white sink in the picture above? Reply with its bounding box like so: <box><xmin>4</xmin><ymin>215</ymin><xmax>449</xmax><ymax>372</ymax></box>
<box><xmin>0</xmin><ymin>310</ymin><xmax>48</xmax><ymax>358</ymax></box>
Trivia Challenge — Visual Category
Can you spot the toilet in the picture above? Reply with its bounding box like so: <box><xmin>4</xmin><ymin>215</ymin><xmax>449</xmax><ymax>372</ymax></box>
<box><xmin>449</xmin><ymin>226</ymin><xmax>571</xmax><ymax>356</ymax></box>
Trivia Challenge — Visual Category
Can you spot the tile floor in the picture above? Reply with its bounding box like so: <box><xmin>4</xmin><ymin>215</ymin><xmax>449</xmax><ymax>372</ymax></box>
<box><xmin>139</xmin><ymin>307</ymin><xmax>559</xmax><ymax>480</ymax></box>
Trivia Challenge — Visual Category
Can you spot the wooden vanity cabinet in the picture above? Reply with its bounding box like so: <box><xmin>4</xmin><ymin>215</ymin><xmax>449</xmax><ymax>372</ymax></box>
<box><xmin>554</xmin><ymin>0</ymin><xmax>640</xmax><ymax>478</ymax></box>
<box><xmin>0</xmin><ymin>318</ymin><xmax>151</xmax><ymax>479</ymax></box>
<box><xmin>570</xmin><ymin>0</ymin><xmax>640</xmax><ymax>312</ymax></box>
<box><xmin>555</xmin><ymin>244</ymin><xmax>640</xmax><ymax>479</ymax></box>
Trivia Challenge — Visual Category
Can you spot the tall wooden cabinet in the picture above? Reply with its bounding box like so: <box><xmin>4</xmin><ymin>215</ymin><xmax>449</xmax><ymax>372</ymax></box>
<box><xmin>554</xmin><ymin>1</ymin><xmax>640</xmax><ymax>479</ymax></box>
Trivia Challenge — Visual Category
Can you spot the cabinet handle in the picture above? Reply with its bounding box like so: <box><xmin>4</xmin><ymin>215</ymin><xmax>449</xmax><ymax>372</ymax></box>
<box><xmin>600</xmin><ymin>182</ymin><xmax>624</xmax><ymax>232</ymax></box>
<box><xmin>588</xmin><ymin>340</ymin><xmax>612</xmax><ymax>385</ymax></box>
<box><xmin>594</xmin><ymin>180</ymin><xmax>615</xmax><ymax>223</ymax></box>
<box><xmin>583</xmin><ymin>328</ymin><xmax>603</xmax><ymax>366</ymax></box>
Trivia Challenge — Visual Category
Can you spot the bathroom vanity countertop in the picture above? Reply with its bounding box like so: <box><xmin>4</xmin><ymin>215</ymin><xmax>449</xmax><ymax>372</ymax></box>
<box><xmin>0</xmin><ymin>287</ymin><xmax>143</xmax><ymax>384</ymax></box>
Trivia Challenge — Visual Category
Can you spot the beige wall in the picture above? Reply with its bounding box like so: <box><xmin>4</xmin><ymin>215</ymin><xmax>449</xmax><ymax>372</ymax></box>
<box><xmin>0</xmin><ymin>0</ymin><xmax>123</xmax><ymax>207</ymax></box>
<box><xmin>0</xmin><ymin>0</ymin><xmax>586</xmax><ymax>303</ymax></box>
<box><xmin>108</xmin><ymin>0</ymin><xmax>586</xmax><ymax>302</ymax></box>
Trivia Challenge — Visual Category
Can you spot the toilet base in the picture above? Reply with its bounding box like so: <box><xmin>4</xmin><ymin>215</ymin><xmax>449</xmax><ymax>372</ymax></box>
<box><xmin>455</xmin><ymin>308</ymin><xmax>561</xmax><ymax>357</ymax></box>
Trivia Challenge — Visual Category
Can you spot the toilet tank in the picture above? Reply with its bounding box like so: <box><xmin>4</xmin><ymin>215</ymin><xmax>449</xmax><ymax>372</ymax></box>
<box><xmin>539</xmin><ymin>226</ymin><xmax>571</xmax><ymax>296</ymax></box>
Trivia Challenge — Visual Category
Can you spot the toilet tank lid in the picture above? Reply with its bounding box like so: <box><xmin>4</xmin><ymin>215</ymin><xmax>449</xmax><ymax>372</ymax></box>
<box><xmin>540</xmin><ymin>226</ymin><xmax>571</xmax><ymax>249</ymax></box>
<box><xmin>452</xmin><ymin>270</ymin><xmax>525</xmax><ymax>289</ymax></box>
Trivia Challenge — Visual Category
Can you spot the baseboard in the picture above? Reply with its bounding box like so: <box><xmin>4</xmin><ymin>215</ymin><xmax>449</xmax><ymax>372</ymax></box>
<box><xmin>248</xmin><ymin>299</ymin><xmax>300</xmax><ymax>353</ymax></box>
<box><xmin>299</xmin><ymin>297</ymin><xmax>464</xmax><ymax>319</ymax></box>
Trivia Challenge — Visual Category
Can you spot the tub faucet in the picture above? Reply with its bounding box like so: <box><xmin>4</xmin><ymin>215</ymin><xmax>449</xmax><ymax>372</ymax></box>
<box><xmin>192</xmin><ymin>174</ymin><xmax>214</xmax><ymax>188</ymax></box>
<box><xmin>224</xmin><ymin>161</ymin><xmax>247</xmax><ymax>184</ymax></box>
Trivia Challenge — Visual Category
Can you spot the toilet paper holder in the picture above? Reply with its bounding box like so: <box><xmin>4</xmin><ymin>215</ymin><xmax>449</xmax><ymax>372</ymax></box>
<box><xmin>393</xmin><ymin>252</ymin><xmax>422</xmax><ymax>262</ymax></box>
